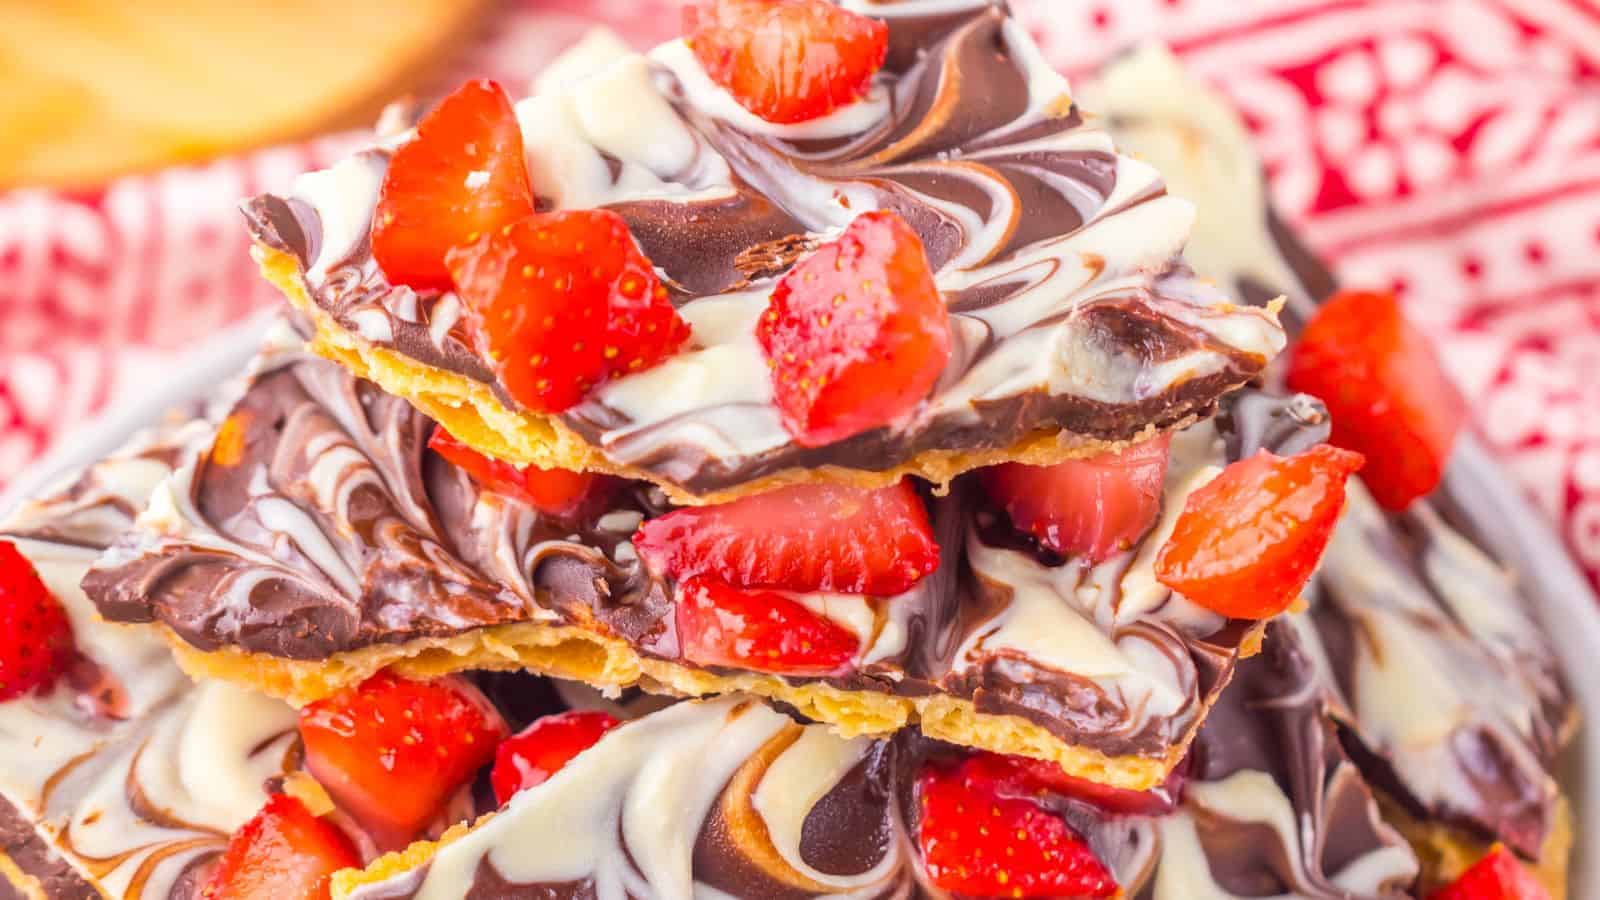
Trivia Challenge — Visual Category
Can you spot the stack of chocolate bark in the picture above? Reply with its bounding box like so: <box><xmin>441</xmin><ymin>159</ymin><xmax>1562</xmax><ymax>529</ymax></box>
<box><xmin>0</xmin><ymin>4</ymin><xmax>1575</xmax><ymax>899</ymax></box>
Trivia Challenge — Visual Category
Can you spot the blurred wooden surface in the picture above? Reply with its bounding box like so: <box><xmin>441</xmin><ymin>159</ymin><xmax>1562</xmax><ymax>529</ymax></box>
<box><xmin>0</xmin><ymin>0</ymin><xmax>493</xmax><ymax>189</ymax></box>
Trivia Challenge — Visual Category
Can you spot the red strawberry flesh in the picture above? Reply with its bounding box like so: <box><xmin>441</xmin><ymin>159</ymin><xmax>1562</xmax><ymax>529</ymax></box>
<box><xmin>757</xmin><ymin>209</ymin><xmax>950</xmax><ymax>447</ymax></box>
<box><xmin>491</xmin><ymin>710</ymin><xmax>621</xmax><ymax>806</ymax></box>
<box><xmin>635</xmin><ymin>479</ymin><xmax>938</xmax><ymax>595</ymax></box>
<box><xmin>1286</xmin><ymin>289</ymin><xmax>1466</xmax><ymax>511</ymax></box>
<box><xmin>1155</xmin><ymin>445</ymin><xmax>1364</xmax><ymax>619</ymax></box>
<box><xmin>980</xmin><ymin>435</ymin><xmax>1172</xmax><ymax>563</ymax></box>
<box><xmin>299</xmin><ymin>672</ymin><xmax>507</xmax><ymax>850</ymax></box>
<box><xmin>200</xmin><ymin>793</ymin><xmax>359</xmax><ymax>900</ymax></box>
<box><xmin>1427</xmin><ymin>845</ymin><xmax>1551</xmax><ymax>900</ymax></box>
<box><xmin>684</xmin><ymin>0</ymin><xmax>888</xmax><ymax>124</ymax></box>
<box><xmin>371</xmin><ymin>79</ymin><xmax>535</xmax><ymax>291</ymax></box>
<box><xmin>0</xmin><ymin>541</ymin><xmax>74</xmax><ymax>702</ymax></box>
<box><xmin>675</xmin><ymin>576</ymin><xmax>859</xmax><ymax>676</ymax></box>
<box><xmin>429</xmin><ymin>426</ymin><xmax>604</xmax><ymax>517</ymax></box>
<box><xmin>916</xmin><ymin>757</ymin><xmax>1118</xmax><ymax>898</ymax></box>
<box><xmin>448</xmin><ymin>209</ymin><xmax>690</xmax><ymax>413</ymax></box>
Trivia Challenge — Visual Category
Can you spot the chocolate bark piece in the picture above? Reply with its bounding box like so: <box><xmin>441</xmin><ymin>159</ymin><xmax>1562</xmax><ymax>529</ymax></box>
<box><xmin>84</xmin><ymin>326</ymin><xmax>1328</xmax><ymax>791</ymax></box>
<box><xmin>1091</xmin><ymin>43</ymin><xmax>1576</xmax><ymax>882</ymax></box>
<box><xmin>338</xmin><ymin>623</ymin><xmax>1420</xmax><ymax>900</ymax></box>
<box><xmin>243</xmin><ymin>2</ymin><xmax>1283</xmax><ymax>506</ymax></box>
<box><xmin>0</xmin><ymin>421</ymin><xmax>303</xmax><ymax>900</ymax></box>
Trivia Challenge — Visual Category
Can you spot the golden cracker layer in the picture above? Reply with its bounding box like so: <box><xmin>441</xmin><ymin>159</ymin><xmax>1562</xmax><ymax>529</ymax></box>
<box><xmin>159</xmin><ymin>610</ymin><xmax>1234</xmax><ymax>791</ymax></box>
<box><xmin>257</xmin><ymin>247</ymin><xmax>1190</xmax><ymax>506</ymax></box>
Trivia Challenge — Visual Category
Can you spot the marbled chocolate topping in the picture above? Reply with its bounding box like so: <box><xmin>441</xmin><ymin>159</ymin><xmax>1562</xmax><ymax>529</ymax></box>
<box><xmin>0</xmin><ymin>422</ymin><xmax>302</xmax><ymax>900</ymax></box>
<box><xmin>85</xmin><ymin>331</ymin><xmax>1332</xmax><ymax>762</ymax></box>
<box><xmin>242</xmin><ymin>0</ymin><xmax>1284</xmax><ymax>497</ymax></box>
<box><xmin>1090</xmin><ymin>44</ymin><xmax>1576</xmax><ymax>864</ymax></box>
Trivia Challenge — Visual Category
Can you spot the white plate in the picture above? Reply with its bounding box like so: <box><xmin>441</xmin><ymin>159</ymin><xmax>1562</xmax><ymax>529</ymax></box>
<box><xmin>3</xmin><ymin>313</ymin><xmax>1594</xmax><ymax>889</ymax></box>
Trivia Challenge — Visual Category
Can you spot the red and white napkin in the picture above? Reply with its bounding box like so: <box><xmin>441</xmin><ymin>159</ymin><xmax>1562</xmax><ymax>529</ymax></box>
<box><xmin>4</xmin><ymin>0</ymin><xmax>1598</xmax><ymax>589</ymax></box>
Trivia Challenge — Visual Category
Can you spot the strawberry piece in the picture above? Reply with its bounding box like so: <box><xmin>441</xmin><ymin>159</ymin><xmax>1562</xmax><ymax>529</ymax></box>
<box><xmin>757</xmin><ymin>210</ymin><xmax>950</xmax><ymax>447</ymax></box>
<box><xmin>491</xmin><ymin>710</ymin><xmax>620</xmax><ymax>806</ymax></box>
<box><xmin>429</xmin><ymin>426</ymin><xmax>605</xmax><ymax>517</ymax></box>
<box><xmin>972</xmin><ymin>752</ymin><xmax>1183</xmax><ymax>817</ymax></box>
<box><xmin>916</xmin><ymin>757</ymin><xmax>1118</xmax><ymax>899</ymax></box>
<box><xmin>0</xmin><ymin>541</ymin><xmax>74</xmax><ymax>702</ymax></box>
<box><xmin>1428</xmin><ymin>846</ymin><xmax>1551</xmax><ymax>900</ymax></box>
<box><xmin>635</xmin><ymin>479</ymin><xmax>937</xmax><ymax>595</ymax></box>
<box><xmin>675</xmin><ymin>576</ymin><xmax>859</xmax><ymax>675</ymax></box>
<box><xmin>980</xmin><ymin>435</ymin><xmax>1172</xmax><ymax>563</ymax></box>
<box><xmin>683</xmin><ymin>0</ymin><xmax>888</xmax><ymax>124</ymax></box>
<box><xmin>372</xmin><ymin>79</ymin><xmax>535</xmax><ymax>291</ymax></box>
<box><xmin>1286</xmin><ymin>289</ymin><xmax>1466</xmax><ymax>511</ymax></box>
<box><xmin>299</xmin><ymin>672</ymin><xmax>507</xmax><ymax>849</ymax></box>
<box><xmin>200</xmin><ymin>794</ymin><xmax>359</xmax><ymax>900</ymax></box>
<box><xmin>448</xmin><ymin>209</ymin><xmax>690</xmax><ymax>413</ymax></box>
<box><xmin>1155</xmin><ymin>445</ymin><xmax>1364</xmax><ymax>620</ymax></box>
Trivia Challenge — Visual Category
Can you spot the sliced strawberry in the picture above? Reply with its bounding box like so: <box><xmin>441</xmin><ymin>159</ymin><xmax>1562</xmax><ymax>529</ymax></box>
<box><xmin>491</xmin><ymin>710</ymin><xmax>621</xmax><ymax>806</ymax></box>
<box><xmin>1286</xmin><ymin>289</ymin><xmax>1466</xmax><ymax>511</ymax></box>
<box><xmin>980</xmin><ymin>435</ymin><xmax>1172</xmax><ymax>563</ymax></box>
<box><xmin>372</xmin><ymin>79</ymin><xmax>535</xmax><ymax>291</ymax></box>
<box><xmin>299</xmin><ymin>672</ymin><xmax>507</xmax><ymax>849</ymax></box>
<box><xmin>429</xmin><ymin>426</ymin><xmax>606</xmax><ymax>517</ymax></box>
<box><xmin>971</xmin><ymin>752</ymin><xmax>1183</xmax><ymax>817</ymax></box>
<box><xmin>757</xmin><ymin>210</ymin><xmax>950</xmax><ymax>447</ymax></box>
<box><xmin>675</xmin><ymin>576</ymin><xmax>859</xmax><ymax>675</ymax></box>
<box><xmin>1155</xmin><ymin>445</ymin><xmax>1364</xmax><ymax>619</ymax></box>
<box><xmin>448</xmin><ymin>209</ymin><xmax>690</xmax><ymax>413</ymax></box>
<box><xmin>683</xmin><ymin>0</ymin><xmax>888</xmax><ymax>124</ymax></box>
<box><xmin>1428</xmin><ymin>846</ymin><xmax>1550</xmax><ymax>900</ymax></box>
<box><xmin>916</xmin><ymin>757</ymin><xmax>1118</xmax><ymax>899</ymax></box>
<box><xmin>635</xmin><ymin>479</ymin><xmax>937</xmax><ymax>595</ymax></box>
<box><xmin>200</xmin><ymin>794</ymin><xmax>359</xmax><ymax>900</ymax></box>
<box><xmin>0</xmin><ymin>541</ymin><xmax>74</xmax><ymax>702</ymax></box>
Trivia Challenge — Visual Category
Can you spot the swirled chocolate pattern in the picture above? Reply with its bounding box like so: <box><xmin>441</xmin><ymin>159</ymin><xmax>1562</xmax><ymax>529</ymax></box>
<box><xmin>0</xmin><ymin>423</ymin><xmax>301</xmax><ymax>900</ymax></box>
<box><xmin>343</xmin><ymin>698</ymin><xmax>911</xmax><ymax>900</ymax></box>
<box><xmin>242</xmin><ymin>1</ymin><xmax>1284</xmax><ymax>497</ymax></box>
<box><xmin>84</xmin><ymin>330</ymin><xmax>1331</xmax><ymax>769</ymax></box>
<box><xmin>1309</xmin><ymin>483</ymin><xmax>1573</xmax><ymax>861</ymax></box>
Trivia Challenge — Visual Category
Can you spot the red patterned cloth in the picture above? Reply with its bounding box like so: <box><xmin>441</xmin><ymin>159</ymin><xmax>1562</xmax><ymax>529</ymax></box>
<box><xmin>4</xmin><ymin>0</ymin><xmax>1598</xmax><ymax>587</ymax></box>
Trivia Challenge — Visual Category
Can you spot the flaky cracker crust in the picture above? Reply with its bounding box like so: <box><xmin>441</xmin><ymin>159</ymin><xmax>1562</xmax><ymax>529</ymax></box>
<box><xmin>257</xmin><ymin>246</ymin><xmax>1192</xmax><ymax>506</ymax></box>
<box><xmin>158</xmin><ymin>607</ymin><xmax>1243</xmax><ymax>791</ymax></box>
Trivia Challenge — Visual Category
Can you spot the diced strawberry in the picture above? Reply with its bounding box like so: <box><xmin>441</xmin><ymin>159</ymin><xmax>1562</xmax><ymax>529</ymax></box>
<box><xmin>1428</xmin><ymin>846</ymin><xmax>1551</xmax><ymax>900</ymax></box>
<box><xmin>298</xmin><ymin>672</ymin><xmax>508</xmax><ymax>849</ymax></box>
<box><xmin>429</xmin><ymin>426</ymin><xmax>606</xmax><ymax>517</ymax></box>
<box><xmin>1286</xmin><ymin>289</ymin><xmax>1466</xmax><ymax>511</ymax></box>
<box><xmin>371</xmin><ymin>79</ymin><xmax>535</xmax><ymax>291</ymax></box>
<box><xmin>916</xmin><ymin>757</ymin><xmax>1118</xmax><ymax>899</ymax></box>
<box><xmin>0</xmin><ymin>541</ymin><xmax>74</xmax><ymax>702</ymax></box>
<box><xmin>491</xmin><ymin>710</ymin><xmax>621</xmax><ymax>806</ymax></box>
<box><xmin>200</xmin><ymin>794</ymin><xmax>359</xmax><ymax>900</ymax></box>
<box><xmin>980</xmin><ymin>435</ymin><xmax>1172</xmax><ymax>563</ymax></box>
<box><xmin>448</xmin><ymin>209</ymin><xmax>690</xmax><ymax>413</ymax></box>
<box><xmin>635</xmin><ymin>479</ymin><xmax>937</xmax><ymax>595</ymax></box>
<box><xmin>971</xmin><ymin>752</ymin><xmax>1183</xmax><ymax>817</ymax></box>
<box><xmin>757</xmin><ymin>210</ymin><xmax>950</xmax><ymax>447</ymax></box>
<box><xmin>1155</xmin><ymin>445</ymin><xmax>1364</xmax><ymax>620</ymax></box>
<box><xmin>683</xmin><ymin>0</ymin><xmax>888</xmax><ymax>124</ymax></box>
<box><xmin>675</xmin><ymin>576</ymin><xmax>859</xmax><ymax>675</ymax></box>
